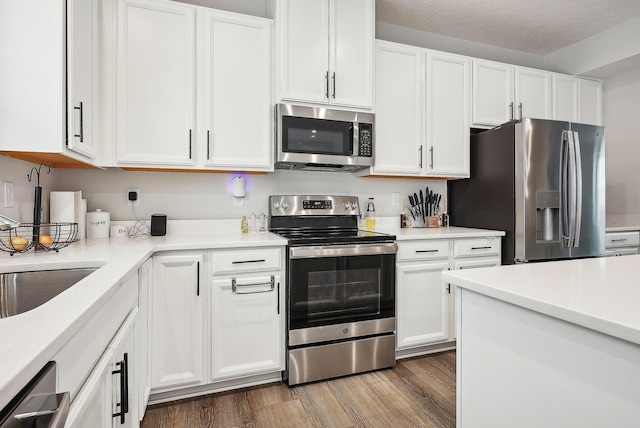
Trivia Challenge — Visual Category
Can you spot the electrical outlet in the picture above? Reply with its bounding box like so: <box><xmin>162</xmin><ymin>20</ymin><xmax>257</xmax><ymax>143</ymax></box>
<box><xmin>3</xmin><ymin>182</ymin><xmax>15</xmax><ymax>208</ymax></box>
<box><xmin>127</xmin><ymin>189</ymin><xmax>140</xmax><ymax>207</ymax></box>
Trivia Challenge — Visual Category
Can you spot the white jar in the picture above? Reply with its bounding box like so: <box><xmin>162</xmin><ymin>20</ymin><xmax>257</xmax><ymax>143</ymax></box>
<box><xmin>87</xmin><ymin>209</ymin><xmax>110</xmax><ymax>238</ymax></box>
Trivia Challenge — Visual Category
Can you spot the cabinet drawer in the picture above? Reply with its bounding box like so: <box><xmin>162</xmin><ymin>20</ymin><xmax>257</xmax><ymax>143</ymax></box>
<box><xmin>211</xmin><ymin>247</ymin><xmax>282</xmax><ymax>275</ymax></box>
<box><xmin>605</xmin><ymin>232</ymin><xmax>639</xmax><ymax>249</ymax></box>
<box><xmin>397</xmin><ymin>240</ymin><xmax>449</xmax><ymax>262</ymax></box>
<box><xmin>454</xmin><ymin>237</ymin><xmax>501</xmax><ymax>258</ymax></box>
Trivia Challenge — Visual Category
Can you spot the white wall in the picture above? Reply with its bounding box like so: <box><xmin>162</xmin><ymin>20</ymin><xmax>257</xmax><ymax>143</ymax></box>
<box><xmin>603</xmin><ymin>68</ymin><xmax>640</xmax><ymax>215</ymax></box>
<box><xmin>53</xmin><ymin>167</ymin><xmax>446</xmax><ymax>222</ymax></box>
<box><xmin>0</xmin><ymin>156</ymin><xmax>60</xmax><ymax>223</ymax></box>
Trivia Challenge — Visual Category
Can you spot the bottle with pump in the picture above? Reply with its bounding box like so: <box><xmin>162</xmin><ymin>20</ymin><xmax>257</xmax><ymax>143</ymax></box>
<box><xmin>366</xmin><ymin>198</ymin><xmax>376</xmax><ymax>230</ymax></box>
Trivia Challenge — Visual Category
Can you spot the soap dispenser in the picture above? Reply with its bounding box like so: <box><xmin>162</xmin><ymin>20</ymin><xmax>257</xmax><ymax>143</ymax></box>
<box><xmin>366</xmin><ymin>198</ymin><xmax>376</xmax><ymax>230</ymax></box>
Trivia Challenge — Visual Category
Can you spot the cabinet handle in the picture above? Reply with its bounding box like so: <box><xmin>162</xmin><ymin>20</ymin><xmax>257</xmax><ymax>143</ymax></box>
<box><xmin>277</xmin><ymin>281</ymin><xmax>280</xmax><ymax>314</ymax></box>
<box><xmin>332</xmin><ymin>72</ymin><xmax>336</xmax><ymax>99</ymax></box>
<box><xmin>189</xmin><ymin>129</ymin><xmax>193</xmax><ymax>159</ymax></box>
<box><xmin>206</xmin><ymin>130</ymin><xmax>210</xmax><ymax>160</ymax></box>
<box><xmin>471</xmin><ymin>246</ymin><xmax>492</xmax><ymax>250</ymax></box>
<box><xmin>325</xmin><ymin>71</ymin><xmax>329</xmax><ymax>99</ymax></box>
<box><xmin>112</xmin><ymin>353</ymin><xmax>129</xmax><ymax>424</ymax></box>
<box><xmin>429</xmin><ymin>146</ymin><xmax>434</xmax><ymax>169</ymax></box>
<box><xmin>231</xmin><ymin>259</ymin><xmax>266</xmax><ymax>264</ymax></box>
<box><xmin>232</xmin><ymin>275</ymin><xmax>275</xmax><ymax>294</ymax></box>
<box><xmin>196</xmin><ymin>261</ymin><xmax>200</xmax><ymax>296</ymax></box>
<box><xmin>509</xmin><ymin>102</ymin><xmax>514</xmax><ymax>120</ymax></box>
<box><xmin>415</xmin><ymin>249</ymin><xmax>439</xmax><ymax>253</ymax></box>
<box><xmin>518</xmin><ymin>103</ymin><xmax>523</xmax><ymax>120</ymax></box>
<box><xmin>74</xmin><ymin>102</ymin><xmax>84</xmax><ymax>142</ymax></box>
<box><xmin>447</xmin><ymin>284</ymin><xmax>451</xmax><ymax>294</ymax></box>
<box><xmin>418</xmin><ymin>145</ymin><xmax>423</xmax><ymax>168</ymax></box>
<box><xmin>611</xmin><ymin>238</ymin><xmax>628</xmax><ymax>242</ymax></box>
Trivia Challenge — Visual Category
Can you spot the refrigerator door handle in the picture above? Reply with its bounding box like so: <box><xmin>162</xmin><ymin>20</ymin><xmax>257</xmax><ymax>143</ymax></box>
<box><xmin>572</xmin><ymin>131</ymin><xmax>583</xmax><ymax>247</ymax></box>
<box><xmin>560</xmin><ymin>130</ymin><xmax>571</xmax><ymax>247</ymax></box>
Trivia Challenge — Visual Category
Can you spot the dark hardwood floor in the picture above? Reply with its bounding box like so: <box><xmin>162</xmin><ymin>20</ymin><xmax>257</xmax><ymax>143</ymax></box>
<box><xmin>141</xmin><ymin>351</ymin><xmax>456</xmax><ymax>428</ymax></box>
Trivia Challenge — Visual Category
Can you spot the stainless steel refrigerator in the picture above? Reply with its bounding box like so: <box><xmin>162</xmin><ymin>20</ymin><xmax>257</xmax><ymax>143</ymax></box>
<box><xmin>448</xmin><ymin>118</ymin><xmax>605</xmax><ymax>265</ymax></box>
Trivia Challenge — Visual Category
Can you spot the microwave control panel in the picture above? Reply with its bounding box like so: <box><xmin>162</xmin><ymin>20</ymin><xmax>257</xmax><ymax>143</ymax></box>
<box><xmin>358</xmin><ymin>123</ymin><xmax>373</xmax><ymax>157</ymax></box>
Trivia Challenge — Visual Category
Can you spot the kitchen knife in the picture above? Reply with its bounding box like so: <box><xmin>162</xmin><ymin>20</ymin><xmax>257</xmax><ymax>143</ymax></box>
<box><xmin>419</xmin><ymin>190</ymin><xmax>425</xmax><ymax>222</ymax></box>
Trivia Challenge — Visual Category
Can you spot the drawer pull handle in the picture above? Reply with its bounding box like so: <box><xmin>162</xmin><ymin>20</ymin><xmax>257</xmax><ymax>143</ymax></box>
<box><xmin>232</xmin><ymin>275</ymin><xmax>275</xmax><ymax>294</ymax></box>
<box><xmin>232</xmin><ymin>259</ymin><xmax>266</xmax><ymax>264</ymax></box>
<box><xmin>471</xmin><ymin>246</ymin><xmax>492</xmax><ymax>250</ymax></box>
<box><xmin>611</xmin><ymin>238</ymin><xmax>628</xmax><ymax>242</ymax></box>
<box><xmin>415</xmin><ymin>249</ymin><xmax>439</xmax><ymax>253</ymax></box>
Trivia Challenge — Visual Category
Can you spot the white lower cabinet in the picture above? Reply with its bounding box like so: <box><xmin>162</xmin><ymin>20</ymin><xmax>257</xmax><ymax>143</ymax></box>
<box><xmin>396</xmin><ymin>236</ymin><xmax>502</xmax><ymax>357</ymax></box>
<box><xmin>396</xmin><ymin>260</ymin><xmax>450</xmax><ymax>349</ymax></box>
<box><xmin>210</xmin><ymin>274</ymin><xmax>283</xmax><ymax>380</ymax></box>
<box><xmin>136</xmin><ymin>258</ymin><xmax>153</xmax><ymax>419</ymax></box>
<box><xmin>66</xmin><ymin>309</ymin><xmax>139</xmax><ymax>428</ymax></box>
<box><xmin>150</xmin><ymin>252</ymin><xmax>204</xmax><ymax>391</ymax></box>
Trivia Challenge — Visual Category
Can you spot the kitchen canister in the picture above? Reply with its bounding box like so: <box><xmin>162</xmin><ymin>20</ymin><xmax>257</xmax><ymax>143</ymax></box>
<box><xmin>110</xmin><ymin>224</ymin><xmax>128</xmax><ymax>238</ymax></box>
<box><xmin>86</xmin><ymin>209</ymin><xmax>110</xmax><ymax>239</ymax></box>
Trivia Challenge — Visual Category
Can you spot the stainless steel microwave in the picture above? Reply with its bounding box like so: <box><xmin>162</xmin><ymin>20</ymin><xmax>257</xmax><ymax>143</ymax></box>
<box><xmin>275</xmin><ymin>104</ymin><xmax>374</xmax><ymax>172</ymax></box>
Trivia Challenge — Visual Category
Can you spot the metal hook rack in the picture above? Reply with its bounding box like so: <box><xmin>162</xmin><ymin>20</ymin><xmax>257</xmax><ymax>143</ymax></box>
<box><xmin>27</xmin><ymin>163</ymin><xmax>51</xmax><ymax>186</ymax></box>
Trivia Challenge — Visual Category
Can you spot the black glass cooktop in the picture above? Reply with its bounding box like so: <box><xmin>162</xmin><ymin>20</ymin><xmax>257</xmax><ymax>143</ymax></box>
<box><xmin>271</xmin><ymin>228</ymin><xmax>395</xmax><ymax>246</ymax></box>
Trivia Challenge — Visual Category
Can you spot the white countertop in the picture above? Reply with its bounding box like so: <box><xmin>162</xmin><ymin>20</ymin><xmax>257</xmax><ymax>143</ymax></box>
<box><xmin>442</xmin><ymin>255</ymin><xmax>640</xmax><ymax>346</ymax></box>
<box><xmin>0</xmin><ymin>220</ymin><xmax>503</xmax><ymax>409</ymax></box>
<box><xmin>606</xmin><ymin>214</ymin><xmax>640</xmax><ymax>232</ymax></box>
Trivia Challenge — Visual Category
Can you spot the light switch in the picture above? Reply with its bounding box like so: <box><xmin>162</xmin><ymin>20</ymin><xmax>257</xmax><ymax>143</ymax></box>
<box><xmin>3</xmin><ymin>182</ymin><xmax>14</xmax><ymax>208</ymax></box>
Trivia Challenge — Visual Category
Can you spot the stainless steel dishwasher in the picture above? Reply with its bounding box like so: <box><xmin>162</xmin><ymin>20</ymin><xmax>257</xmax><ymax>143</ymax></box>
<box><xmin>0</xmin><ymin>362</ymin><xmax>70</xmax><ymax>427</ymax></box>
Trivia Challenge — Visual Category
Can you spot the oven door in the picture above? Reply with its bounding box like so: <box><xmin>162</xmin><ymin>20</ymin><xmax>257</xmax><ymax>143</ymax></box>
<box><xmin>288</xmin><ymin>243</ymin><xmax>396</xmax><ymax>334</ymax></box>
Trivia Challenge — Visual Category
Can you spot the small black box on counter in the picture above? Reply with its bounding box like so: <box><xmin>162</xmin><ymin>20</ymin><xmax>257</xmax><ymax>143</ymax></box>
<box><xmin>151</xmin><ymin>214</ymin><xmax>167</xmax><ymax>236</ymax></box>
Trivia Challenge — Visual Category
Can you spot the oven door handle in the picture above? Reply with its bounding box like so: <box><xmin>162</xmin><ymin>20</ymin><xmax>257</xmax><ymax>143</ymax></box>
<box><xmin>290</xmin><ymin>243</ymin><xmax>397</xmax><ymax>259</ymax></box>
<box><xmin>232</xmin><ymin>275</ymin><xmax>275</xmax><ymax>294</ymax></box>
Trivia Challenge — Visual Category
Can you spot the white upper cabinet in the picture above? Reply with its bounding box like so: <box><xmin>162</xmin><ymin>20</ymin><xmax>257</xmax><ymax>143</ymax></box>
<box><xmin>372</xmin><ymin>41</ymin><xmax>470</xmax><ymax>178</ymax></box>
<box><xmin>117</xmin><ymin>0</ymin><xmax>196</xmax><ymax>166</ymax></box>
<box><xmin>577</xmin><ymin>77</ymin><xmax>603</xmax><ymax>126</ymax></box>
<box><xmin>0</xmin><ymin>0</ymin><xmax>97</xmax><ymax>166</ymax></box>
<box><xmin>425</xmin><ymin>51</ymin><xmax>470</xmax><ymax>177</ymax></box>
<box><xmin>372</xmin><ymin>41</ymin><xmax>424</xmax><ymax>175</ymax></box>
<box><xmin>552</xmin><ymin>73</ymin><xmax>578</xmax><ymax>122</ymax></box>
<box><xmin>202</xmin><ymin>12</ymin><xmax>272</xmax><ymax>170</ymax></box>
<box><xmin>472</xmin><ymin>60</ymin><xmax>514</xmax><ymax>127</ymax></box>
<box><xmin>472</xmin><ymin>60</ymin><xmax>552</xmax><ymax>127</ymax></box>
<box><xmin>514</xmin><ymin>66</ymin><xmax>552</xmax><ymax>120</ymax></box>
<box><xmin>270</xmin><ymin>0</ymin><xmax>374</xmax><ymax>109</ymax></box>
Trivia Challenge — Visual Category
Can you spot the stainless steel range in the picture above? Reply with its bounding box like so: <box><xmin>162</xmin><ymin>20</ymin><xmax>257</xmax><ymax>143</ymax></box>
<box><xmin>269</xmin><ymin>195</ymin><xmax>397</xmax><ymax>386</ymax></box>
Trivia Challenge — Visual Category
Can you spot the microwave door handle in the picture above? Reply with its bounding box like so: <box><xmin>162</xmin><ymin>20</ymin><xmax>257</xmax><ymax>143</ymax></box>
<box><xmin>572</xmin><ymin>131</ymin><xmax>583</xmax><ymax>247</ymax></box>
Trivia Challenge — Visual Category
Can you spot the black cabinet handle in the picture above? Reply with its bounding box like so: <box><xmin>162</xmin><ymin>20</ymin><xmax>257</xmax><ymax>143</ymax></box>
<box><xmin>196</xmin><ymin>261</ymin><xmax>200</xmax><ymax>296</ymax></box>
<box><xmin>471</xmin><ymin>246</ymin><xmax>492</xmax><ymax>250</ymax></box>
<box><xmin>277</xmin><ymin>281</ymin><xmax>280</xmax><ymax>315</ymax></box>
<box><xmin>112</xmin><ymin>353</ymin><xmax>129</xmax><ymax>424</ymax></box>
<box><xmin>188</xmin><ymin>129</ymin><xmax>193</xmax><ymax>159</ymax></box>
<box><xmin>332</xmin><ymin>72</ymin><xmax>336</xmax><ymax>98</ymax></box>
<box><xmin>325</xmin><ymin>71</ymin><xmax>329</xmax><ymax>99</ymax></box>
<box><xmin>74</xmin><ymin>102</ymin><xmax>84</xmax><ymax>142</ymax></box>
<box><xmin>206</xmin><ymin>130</ymin><xmax>210</xmax><ymax>160</ymax></box>
<box><xmin>232</xmin><ymin>259</ymin><xmax>266</xmax><ymax>264</ymax></box>
<box><xmin>415</xmin><ymin>249</ymin><xmax>439</xmax><ymax>253</ymax></box>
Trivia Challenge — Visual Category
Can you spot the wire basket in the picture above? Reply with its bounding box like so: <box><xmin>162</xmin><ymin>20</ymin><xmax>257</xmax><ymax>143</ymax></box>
<box><xmin>0</xmin><ymin>223</ymin><xmax>78</xmax><ymax>255</ymax></box>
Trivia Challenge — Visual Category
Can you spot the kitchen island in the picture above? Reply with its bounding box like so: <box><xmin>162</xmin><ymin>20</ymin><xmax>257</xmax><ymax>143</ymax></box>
<box><xmin>442</xmin><ymin>256</ymin><xmax>640</xmax><ymax>427</ymax></box>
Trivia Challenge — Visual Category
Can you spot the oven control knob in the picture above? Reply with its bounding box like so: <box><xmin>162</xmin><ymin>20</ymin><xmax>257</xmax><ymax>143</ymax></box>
<box><xmin>343</xmin><ymin>328</ymin><xmax>349</xmax><ymax>334</ymax></box>
<box><xmin>281</xmin><ymin>202</ymin><xmax>289</xmax><ymax>209</ymax></box>
<box><xmin>350</xmin><ymin>202</ymin><xmax>358</xmax><ymax>210</ymax></box>
<box><xmin>273</xmin><ymin>202</ymin><xmax>280</xmax><ymax>209</ymax></box>
<box><xmin>343</xmin><ymin>203</ymin><xmax>350</xmax><ymax>210</ymax></box>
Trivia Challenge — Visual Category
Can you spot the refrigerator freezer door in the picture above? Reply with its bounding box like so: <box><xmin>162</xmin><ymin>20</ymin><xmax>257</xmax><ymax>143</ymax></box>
<box><xmin>515</xmin><ymin>119</ymin><xmax>572</xmax><ymax>262</ymax></box>
<box><xmin>568</xmin><ymin>122</ymin><xmax>605</xmax><ymax>258</ymax></box>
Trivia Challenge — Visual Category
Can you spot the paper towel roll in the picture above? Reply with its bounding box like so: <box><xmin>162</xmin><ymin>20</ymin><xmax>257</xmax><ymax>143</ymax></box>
<box><xmin>77</xmin><ymin>199</ymin><xmax>87</xmax><ymax>240</ymax></box>
<box><xmin>50</xmin><ymin>191</ymin><xmax>77</xmax><ymax>223</ymax></box>
<box><xmin>87</xmin><ymin>209</ymin><xmax>110</xmax><ymax>239</ymax></box>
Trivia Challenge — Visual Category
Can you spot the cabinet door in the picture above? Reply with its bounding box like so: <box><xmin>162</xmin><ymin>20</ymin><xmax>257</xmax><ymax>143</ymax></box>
<box><xmin>372</xmin><ymin>41</ymin><xmax>424</xmax><ymax>175</ymax></box>
<box><xmin>329</xmin><ymin>0</ymin><xmax>374</xmax><ymax>108</ymax></box>
<box><xmin>109</xmin><ymin>310</ymin><xmax>138</xmax><ymax>428</ymax></box>
<box><xmin>515</xmin><ymin>66</ymin><xmax>551</xmax><ymax>120</ymax></box>
<box><xmin>396</xmin><ymin>261</ymin><xmax>450</xmax><ymax>349</ymax></box>
<box><xmin>552</xmin><ymin>73</ymin><xmax>578</xmax><ymax>122</ymax></box>
<box><xmin>279</xmin><ymin>0</ymin><xmax>329</xmax><ymax>104</ymax></box>
<box><xmin>577</xmin><ymin>78</ymin><xmax>603</xmax><ymax>126</ymax></box>
<box><xmin>67</xmin><ymin>0</ymin><xmax>96</xmax><ymax>159</ymax></box>
<box><xmin>117</xmin><ymin>0</ymin><xmax>196</xmax><ymax>166</ymax></box>
<box><xmin>203</xmin><ymin>12</ymin><xmax>272</xmax><ymax>170</ymax></box>
<box><xmin>66</xmin><ymin>349</ymin><xmax>113</xmax><ymax>428</ymax></box>
<box><xmin>472</xmin><ymin>60</ymin><xmax>514</xmax><ymax>127</ymax></box>
<box><xmin>210</xmin><ymin>274</ymin><xmax>283</xmax><ymax>380</ymax></box>
<box><xmin>426</xmin><ymin>51</ymin><xmax>470</xmax><ymax>177</ymax></box>
<box><xmin>151</xmin><ymin>253</ymin><xmax>204</xmax><ymax>390</ymax></box>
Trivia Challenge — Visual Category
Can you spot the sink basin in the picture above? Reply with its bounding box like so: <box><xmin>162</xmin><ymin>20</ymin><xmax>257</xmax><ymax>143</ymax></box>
<box><xmin>0</xmin><ymin>268</ymin><xmax>98</xmax><ymax>318</ymax></box>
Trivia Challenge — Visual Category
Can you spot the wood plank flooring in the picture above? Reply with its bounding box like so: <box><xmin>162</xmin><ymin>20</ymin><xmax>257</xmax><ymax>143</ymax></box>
<box><xmin>141</xmin><ymin>351</ymin><xmax>456</xmax><ymax>428</ymax></box>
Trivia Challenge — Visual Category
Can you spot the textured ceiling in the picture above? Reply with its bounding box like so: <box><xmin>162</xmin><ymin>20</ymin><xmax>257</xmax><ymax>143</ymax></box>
<box><xmin>376</xmin><ymin>0</ymin><xmax>640</xmax><ymax>55</ymax></box>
